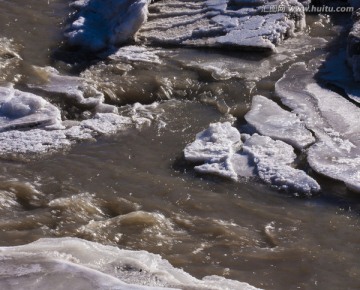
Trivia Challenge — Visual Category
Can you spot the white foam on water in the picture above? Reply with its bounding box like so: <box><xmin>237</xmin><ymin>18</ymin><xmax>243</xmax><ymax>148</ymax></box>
<box><xmin>0</xmin><ymin>237</ymin><xmax>261</xmax><ymax>290</ymax></box>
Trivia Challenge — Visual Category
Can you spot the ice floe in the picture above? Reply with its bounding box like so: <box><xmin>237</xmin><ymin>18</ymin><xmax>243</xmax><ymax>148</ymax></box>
<box><xmin>243</xmin><ymin>134</ymin><xmax>320</xmax><ymax>195</ymax></box>
<box><xmin>66</xmin><ymin>0</ymin><xmax>150</xmax><ymax>51</ymax></box>
<box><xmin>0</xmin><ymin>237</ymin><xmax>261</xmax><ymax>290</ymax></box>
<box><xmin>0</xmin><ymin>86</ymin><xmax>62</xmax><ymax>132</ymax></box>
<box><xmin>0</xmin><ymin>83</ymin><xmax>163</xmax><ymax>157</ymax></box>
<box><xmin>184</xmin><ymin>122</ymin><xmax>241</xmax><ymax>163</ymax></box>
<box><xmin>184</xmin><ymin>122</ymin><xmax>319</xmax><ymax>195</ymax></box>
<box><xmin>276</xmin><ymin>61</ymin><xmax>360</xmax><ymax>192</ymax></box>
<box><xmin>138</xmin><ymin>0</ymin><xmax>306</xmax><ymax>51</ymax></box>
<box><xmin>244</xmin><ymin>95</ymin><xmax>315</xmax><ymax>149</ymax></box>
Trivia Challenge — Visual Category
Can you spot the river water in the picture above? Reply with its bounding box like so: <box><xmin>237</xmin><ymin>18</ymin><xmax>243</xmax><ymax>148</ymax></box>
<box><xmin>0</xmin><ymin>1</ymin><xmax>360</xmax><ymax>289</ymax></box>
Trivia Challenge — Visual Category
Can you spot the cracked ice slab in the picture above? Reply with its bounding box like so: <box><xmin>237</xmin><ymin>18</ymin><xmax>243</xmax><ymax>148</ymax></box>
<box><xmin>138</xmin><ymin>0</ymin><xmax>306</xmax><ymax>51</ymax></box>
<box><xmin>245</xmin><ymin>95</ymin><xmax>315</xmax><ymax>149</ymax></box>
<box><xmin>242</xmin><ymin>134</ymin><xmax>320</xmax><ymax>195</ymax></box>
<box><xmin>276</xmin><ymin>61</ymin><xmax>360</xmax><ymax>192</ymax></box>
<box><xmin>184</xmin><ymin>122</ymin><xmax>319</xmax><ymax>194</ymax></box>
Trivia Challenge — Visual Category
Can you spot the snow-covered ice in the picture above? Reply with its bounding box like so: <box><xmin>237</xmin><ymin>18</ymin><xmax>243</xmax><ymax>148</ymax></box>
<box><xmin>0</xmin><ymin>237</ymin><xmax>261</xmax><ymax>290</ymax></box>
<box><xmin>245</xmin><ymin>95</ymin><xmax>315</xmax><ymax>149</ymax></box>
<box><xmin>184</xmin><ymin>122</ymin><xmax>319</xmax><ymax>194</ymax></box>
<box><xmin>0</xmin><ymin>83</ymin><xmax>163</xmax><ymax>157</ymax></box>
<box><xmin>184</xmin><ymin>122</ymin><xmax>241</xmax><ymax>163</ymax></box>
<box><xmin>242</xmin><ymin>134</ymin><xmax>320</xmax><ymax>195</ymax></box>
<box><xmin>66</xmin><ymin>0</ymin><xmax>150</xmax><ymax>51</ymax></box>
<box><xmin>0</xmin><ymin>86</ymin><xmax>62</xmax><ymax>132</ymax></box>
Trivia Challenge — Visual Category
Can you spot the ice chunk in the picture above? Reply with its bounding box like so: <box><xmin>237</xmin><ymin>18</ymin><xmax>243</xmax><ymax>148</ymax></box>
<box><xmin>0</xmin><ymin>86</ymin><xmax>62</xmax><ymax>132</ymax></box>
<box><xmin>65</xmin><ymin>0</ymin><xmax>150</xmax><ymax>51</ymax></box>
<box><xmin>184</xmin><ymin>122</ymin><xmax>241</xmax><ymax>163</ymax></box>
<box><xmin>183</xmin><ymin>123</ymin><xmax>318</xmax><ymax>194</ymax></box>
<box><xmin>109</xmin><ymin>45</ymin><xmax>161</xmax><ymax>64</ymax></box>
<box><xmin>0</xmin><ymin>237</ymin><xmax>261</xmax><ymax>290</ymax></box>
<box><xmin>242</xmin><ymin>134</ymin><xmax>320</xmax><ymax>195</ymax></box>
<box><xmin>29</xmin><ymin>66</ymin><xmax>117</xmax><ymax>113</ymax></box>
<box><xmin>276</xmin><ymin>61</ymin><xmax>360</xmax><ymax>192</ymax></box>
<box><xmin>245</xmin><ymin>95</ymin><xmax>315</xmax><ymax>149</ymax></box>
<box><xmin>195</xmin><ymin>157</ymin><xmax>238</xmax><ymax>180</ymax></box>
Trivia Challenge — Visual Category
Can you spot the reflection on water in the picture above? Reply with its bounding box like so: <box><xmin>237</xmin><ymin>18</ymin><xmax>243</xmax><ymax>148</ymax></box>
<box><xmin>0</xmin><ymin>0</ymin><xmax>360</xmax><ymax>289</ymax></box>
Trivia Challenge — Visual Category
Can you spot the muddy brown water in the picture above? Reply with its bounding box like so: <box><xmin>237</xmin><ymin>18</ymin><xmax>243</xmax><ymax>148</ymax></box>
<box><xmin>0</xmin><ymin>1</ymin><xmax>360</xmax><ymax>289</ymax></box>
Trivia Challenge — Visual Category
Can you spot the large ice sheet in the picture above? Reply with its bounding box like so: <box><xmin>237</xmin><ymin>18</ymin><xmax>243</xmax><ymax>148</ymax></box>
<box><xmin>66</xmin><ymin>0</ymin><xmax>150</xmax><ymax>51</ymax></box>
<box><xmin>0</xmin><ymin>86</ymin><xmax>62</xmax><ymax>132</ymax></box>
<box><xmin>137</xmin><ymin>0</ymin><xmax>306</xmax><ymax>51</ymax></box>
<box><xmin>276</xmin><ymin>61</ymin><xmax>360</xmax><ymax>192</ymax></box>
<box><xmin>0</xmin><ymin>237</ymin><xmax>261</xmax><ymax>290</ymax></box>
<box><xmin>243</xmin><ymin>134</ymin><xmax>320</xmax><ymax>195</ymax></box>
<box><xmin>245</xmin><ymin>95</ymin><xmax>315</xmax><ymax>149</ymax></box>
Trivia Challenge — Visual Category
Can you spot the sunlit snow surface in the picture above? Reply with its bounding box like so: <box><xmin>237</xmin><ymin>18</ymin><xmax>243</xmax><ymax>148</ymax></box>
<box><xmin>66</xmin><ymin>0</ymin><xmax>150</xmax><ymax>51</ymax></box>
<box><xmin>0</xmin><ymin>237</ymin><xmax>261</xmax><ymax>290</ymax></box>
<box><xmin>184</xmin><ymin>122</ymin><xmax>319</xmax><ymax>195</ymax></box>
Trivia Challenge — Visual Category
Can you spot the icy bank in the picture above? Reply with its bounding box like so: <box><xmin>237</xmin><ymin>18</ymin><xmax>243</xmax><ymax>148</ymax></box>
<box><xmin>138</xmin><ymin>0</ymin><xmax>306</xmax><ymax>51</ymax></box>
<box><xmin>0</xmin><ymin>237</ymin><xmax>261</xmax><ymax>290</ymax></box>
<box><xmin>184</xmin><ymin>122</ymin><xmax>319</xmax><ymax>195</ymax></box>
<box><xmin>65</xmin><ymin>0</ymin><xmax>150</xmax><ymax>51</ymax></box>
<box><xmin>347</xmin><ymin>9</ymin><xmax>360</xmax><ymax>81</ymax></box>
<box><xmin>276</xmin><ymin>62</ymin><xmax>360</xmax><ymax>192</ymax></box>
